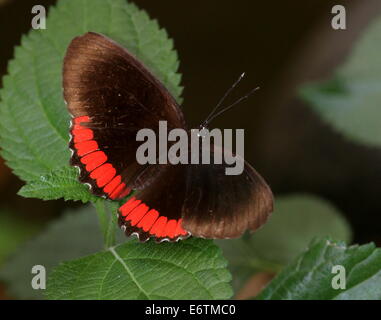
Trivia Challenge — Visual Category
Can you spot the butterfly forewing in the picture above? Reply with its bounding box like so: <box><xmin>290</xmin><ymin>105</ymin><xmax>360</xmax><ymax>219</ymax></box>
<box><xmin>64</xmin><ymin>32</ymin><xmax>185</xmax><ymax>199</ymax></box>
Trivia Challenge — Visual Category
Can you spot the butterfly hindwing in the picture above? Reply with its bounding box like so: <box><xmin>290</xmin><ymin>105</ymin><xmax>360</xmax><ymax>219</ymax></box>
<box><xmin>118</xmin><ymin>150</ymin><xmax>273</xmax><ymax>242</ymax></box>
<box><xmin>118</xmin><ymin>164</ymin><xmax>190</xmax><ymax>242</ymax></box>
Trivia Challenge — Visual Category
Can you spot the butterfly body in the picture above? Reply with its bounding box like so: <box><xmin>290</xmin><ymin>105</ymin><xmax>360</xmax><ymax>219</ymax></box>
<box><xmin>64</xmin><ymin>32</ymin><xmax>273</xmax><ymax>242</ymax></box>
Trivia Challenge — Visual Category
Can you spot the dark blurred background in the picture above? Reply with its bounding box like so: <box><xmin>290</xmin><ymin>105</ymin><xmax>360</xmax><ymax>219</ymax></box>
<box><xmin>0</xmin><ymin>0</ymin><xmax>380</xmax><ymax>254</ymax></box>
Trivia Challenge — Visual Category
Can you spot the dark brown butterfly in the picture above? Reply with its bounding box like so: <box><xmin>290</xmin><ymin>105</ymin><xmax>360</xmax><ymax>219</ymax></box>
<box><xmin>63</xmin><ymin>32</ymin><xmax>273</xmax><ymax>242</ymax></box>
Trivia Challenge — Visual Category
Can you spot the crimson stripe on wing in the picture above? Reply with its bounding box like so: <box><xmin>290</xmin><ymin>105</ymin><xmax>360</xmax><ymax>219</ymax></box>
<box><xmin>71</xmin><ymin>116</ymin><xmax>131</xmax><ymax>200</ymax></box>
<box><xmin>119</xmin><ymin>197</ymin><xmax>189</xmax><ymax>242</ymax></box>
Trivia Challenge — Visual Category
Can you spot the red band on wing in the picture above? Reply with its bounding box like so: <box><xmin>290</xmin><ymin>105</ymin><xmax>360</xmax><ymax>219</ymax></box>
<box><xmin>74</xmin><ymin>116</ymin><xmax>90</xmax><ymax>124</ymax></box>
<box><xmin>119</xmin><ymin>197</ymin><xmax>188</xmax><ymax>241</ymax></box>
<box><xmin>90</xmin><ymin>163</ymin><xmax>116</xmax><ymax>187</ymax></box>
<box><xmin>120</xmin><ymin>198</ymin><xmax>141</xmax><ymax>216</ymax></box>
<box><xmin>71</xmin><ymin>116</ymin><xmax>131</xmax><ymax>199</ymax></box>
<box><xmin>103</xmin><ymin>175</ymin><xmax>121</xmax><ymax>194</ymax></box>
<box><xmin>127</xmin><ymin>204</ymin><xmax>149</xmax><ymax>226</ymax></box>
<box><xmin>137</xmin><ymin>209</ymin><xmax>159</xmax><ymax>231</ymax></box>
<box><xmin>150</xmin><ymin>216</ymin><xmax>167</xmax><ymax>237</ymax></box>
<box><xmin>72</xmin><ymin>117</ymin><xmax>186</xmax><ymax>242</ymax></box>
<box><xmin>81</xmin><ymin>151</ymin><xmax>107</xmax><ymax>172</ymax></box>
<box><xmin>73</xmin><ymin>128</ymin><xmax>93</xmax><ymax>143</ymax></box>
<box><xmin>75</xmin><ymin>140</ymin><xmax>99</xmax><ymax>157</ymax></box>
<box><xmin>164</xmin><ymin>220</ymin><xmax>178</xmax><ymax>239</ymax></box>
<box><xmin>110</xmin><ymin>184</ymin><xmax>130</xmax><ymax>200</ymax></box>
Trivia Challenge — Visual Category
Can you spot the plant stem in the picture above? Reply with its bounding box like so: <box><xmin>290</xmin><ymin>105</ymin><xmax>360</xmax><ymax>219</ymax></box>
<box><xmin>94</xmin><ymin>200</ymin><xmax>116</xmax><ymax>248</ymax></box>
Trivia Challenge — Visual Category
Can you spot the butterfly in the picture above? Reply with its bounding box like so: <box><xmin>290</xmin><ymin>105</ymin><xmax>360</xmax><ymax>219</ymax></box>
<box><xmin>63</xmin><ymin>32</ymin><xmax>273</xmax><ymax>243</ymax></box>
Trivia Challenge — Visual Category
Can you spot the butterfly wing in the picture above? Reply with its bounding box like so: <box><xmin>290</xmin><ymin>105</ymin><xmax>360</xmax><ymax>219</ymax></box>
<box><xmin>63</xmin><ymin>32</ymin><xmax>185</xmax><ymax>199</ymax></box>
<box><xmin>118</xmin><ymin>164</ymin><xmax>190</xmax><ymax>242</ymax></box>
<box><xmin>182</xmin><ymin>159</ymin><xmax>273</xmax><ymax>239</ymax></box>
<box><xmin>118</xmin><ymin>156</ymin><xmax>273</xmax><ymax>242</ymax></box>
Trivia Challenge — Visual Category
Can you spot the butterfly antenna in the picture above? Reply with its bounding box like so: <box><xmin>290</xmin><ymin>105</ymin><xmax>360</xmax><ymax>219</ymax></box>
<box><xmin>206</xmin><ymin>86</ymin><xmax>260</xmax><ymax>124</ymax></box>
<box><xmin>202</xmin><ymin>72</ymin><xmax>246</xmax><ymax>127</ymax></box>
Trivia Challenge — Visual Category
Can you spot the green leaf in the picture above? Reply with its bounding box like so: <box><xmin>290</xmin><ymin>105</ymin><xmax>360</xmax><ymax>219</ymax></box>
<box><xmin>18</xmin><ymin>167</ymin><xmax>97</xmax><ymax>203</ymax></box>
<box><xmin>46</xmin><ymin>238</ymin><xmax>232</xmax><ymax>300</ymax></box>
<box><xmin>258</xmin><ymin>238</ymin><xmax>381</xmax><ymax>300</ymax></box>
<box><xmin>217</xmin><ymin>195</ymin><xmax>352</xmax><ymax>292</ymax></box>
<box><xmin>300</xmin><ymin>15</ymin><xmax>381</xmax><ymax>146</ymax></box>
<box><xmin>0</xmin><ymin>0</ymin><xmax>183</xmax><ymax>200</ymax></box>
<box><xmin>0</xmin><ymin>206</ymin><xmax>105</xmax><ymax>299</ymax></box>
